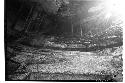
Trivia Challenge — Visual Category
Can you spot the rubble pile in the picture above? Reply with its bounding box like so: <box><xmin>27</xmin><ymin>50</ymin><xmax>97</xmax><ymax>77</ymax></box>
<box><xmin>7</xmin><ymin>43</ymin><xmax>122</xmax><ymax>81</ymax></box>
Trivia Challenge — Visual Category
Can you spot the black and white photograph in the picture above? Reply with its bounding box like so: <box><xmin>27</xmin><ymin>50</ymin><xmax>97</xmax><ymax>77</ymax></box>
<box><xmin>5</xmin><ymin>0</ymin><xmax>123</xmax><ymax>82</ymax></box>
